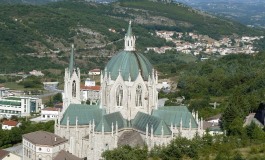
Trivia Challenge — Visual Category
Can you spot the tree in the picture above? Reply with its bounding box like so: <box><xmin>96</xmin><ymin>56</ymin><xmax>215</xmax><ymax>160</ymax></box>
<box><xmin>53</xmin><ymin>93</ymin><xmax>62</xmax><ymax>103</ymax></box>
<box><xmin>102</xmin><ymin>145</ymin><xmax>148</xmax><ymax>160</ymax></box>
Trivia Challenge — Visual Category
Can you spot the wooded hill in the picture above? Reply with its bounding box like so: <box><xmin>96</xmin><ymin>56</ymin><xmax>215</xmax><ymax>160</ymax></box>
<box><xmin>0</xmin><ymin>0</ymin><xmax>263</xmax><ymax>66</ymax></box>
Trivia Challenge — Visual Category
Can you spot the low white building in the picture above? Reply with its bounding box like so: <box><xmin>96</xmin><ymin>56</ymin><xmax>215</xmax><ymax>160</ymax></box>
<box><xmin>157</xmin><ymin>81</ymin><xmax>171</xmax><ymax>90</ymax></box>
<box><xmin>22</xmin><ymin>131</ymin><xmax>68</xmax><ymax>160</ymax></box>
<box><xmin>1</xmin><ymin>120</ymin><xmax>19</xmax><ymax>130</ymax></box>
<box><xmin>0</xmin><ymin>96</ymin><xmax>43</xmax><ymax>118</ymax></box>
<box><xmin>88</xmin><ymin>69</ymin><xmax>100</xmax><ymax>75</ymax></box>
<box><xmin>41</xmin><ymin>107</ymin><xmax>60</xmax><ymax>120</ymax></box>
<box><xmin>206</xmin><ymin>114</ymin><xmax>221</xmax><ymax>125</ymax></box>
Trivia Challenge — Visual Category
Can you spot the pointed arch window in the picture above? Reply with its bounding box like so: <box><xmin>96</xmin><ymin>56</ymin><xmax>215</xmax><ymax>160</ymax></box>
<box><xmin>116</xmin><ymin>85</ymin><xmax>123</xmax><ymax>106</ymax></box>
<box><xmin>72</xmin><ymin>80</ymin><xmax>76</xmax><ymax>97</ymax></box>
<box><xmin>135</xmin><ymin>85</ymin><xmax>143</xmax><ymax>106</ymax></box>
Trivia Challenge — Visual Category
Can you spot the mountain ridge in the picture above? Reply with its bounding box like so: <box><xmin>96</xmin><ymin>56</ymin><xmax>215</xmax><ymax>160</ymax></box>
<box><xmin>0</xmin><ymin>0</ymin><xmax>264</xmax><ymax>73</ymax></box>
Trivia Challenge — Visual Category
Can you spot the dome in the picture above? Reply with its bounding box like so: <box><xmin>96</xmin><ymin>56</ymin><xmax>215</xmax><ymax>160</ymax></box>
<box><xmin>105</xmin><ymin>50</ymin><xmax>153</xmax><ymax>81</ymax></box>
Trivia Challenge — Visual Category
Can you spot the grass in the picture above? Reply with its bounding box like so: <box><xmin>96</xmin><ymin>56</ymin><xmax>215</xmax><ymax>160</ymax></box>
<box><xmin>3</xmin><ymin>82</ymin><xmax>25</xmax><ymax>90</ymax></box>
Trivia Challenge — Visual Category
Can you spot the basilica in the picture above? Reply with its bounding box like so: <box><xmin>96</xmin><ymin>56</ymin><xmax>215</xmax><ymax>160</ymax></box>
<box><xmin>54</xmin><ymin>21</ymin><xmax>204</xmax><ymax>159</ymax></box>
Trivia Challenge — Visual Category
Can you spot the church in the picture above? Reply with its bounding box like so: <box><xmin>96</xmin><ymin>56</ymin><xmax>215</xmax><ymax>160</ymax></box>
<box><xmin>54</xmin><ymin>21</ymin><xmax>204</xmax><ymax>159</ymax></box>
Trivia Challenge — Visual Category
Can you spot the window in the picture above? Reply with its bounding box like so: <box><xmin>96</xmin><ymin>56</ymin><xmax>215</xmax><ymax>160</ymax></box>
<box><xmin>72</xmin><ymin>80</ymin><xmax>76</xmax><ymax>97</ymax></box>
<box><xmin>135</xmin><ymin>85</ymin><xmax>143</xmax><ymax>106</ymax></box>
<box><xmin>116</xmin><ymin>85</ymin><xmax>123</xmax><ymax>106</ymax></box>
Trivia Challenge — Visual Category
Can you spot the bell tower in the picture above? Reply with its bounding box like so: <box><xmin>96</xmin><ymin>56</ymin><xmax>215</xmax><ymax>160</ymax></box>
<box><xmin>62</xmin><ymin>44</ymin><xmax>81</xmax><ymax>114</ymax></box>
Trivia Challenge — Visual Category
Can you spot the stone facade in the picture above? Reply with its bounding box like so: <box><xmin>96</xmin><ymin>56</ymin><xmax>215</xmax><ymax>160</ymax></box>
<box><xmin>53</xmin><ymin>22</ymin><xmax>204</xmax><ymax>160</ymax></box>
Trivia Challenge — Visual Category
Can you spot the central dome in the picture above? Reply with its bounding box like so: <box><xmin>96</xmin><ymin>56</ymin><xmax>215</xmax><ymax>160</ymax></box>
<box><xmin>105</xmin><ymin>50</ymin><xmax>153</xmax><ymax>81</ymax></box>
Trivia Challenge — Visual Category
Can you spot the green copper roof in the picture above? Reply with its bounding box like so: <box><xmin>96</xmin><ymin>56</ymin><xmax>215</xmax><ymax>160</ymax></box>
<box><xmin>95</xmin><ymin>112</ymin><xmax>126</xmax><ymax>132</ymax></box>
<box><xmin>105</xmin><ymin>51</ymin><xmax>153</xmax><ymax>81</ymax></box>
<box><xmin>132</xmin><ymin>112</ymin><xmax>171</xmax><ymax>135</ymax></box>
<box><xmin>152</xmin><ymin>106</ymin><xmax>198</xmax><ymax>128</ymax></box>
<box><xmin>60</xmin><ymin>104</ymin><xmax>103</xmax><ymax>125</ymax></box>
<box><xmin>69</xmin><ymin>45</ymin><xmax>75</xmax><ymax>75</ymax></box>
<box><xmin>126</xmin><ymin>21</ymin><xmax>132</xmax><ymax>37</ymax></box>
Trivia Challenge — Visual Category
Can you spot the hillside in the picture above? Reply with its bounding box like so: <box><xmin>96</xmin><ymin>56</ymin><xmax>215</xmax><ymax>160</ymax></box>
<box><xmin>176</xmin><ymin>0</ymin><xmax>265</xmax><ymax>28</ymax></box>
<box><xmin>0</xmin><ymin>0</ymin><xmax>263</xmax><ymax>73</ymax></box>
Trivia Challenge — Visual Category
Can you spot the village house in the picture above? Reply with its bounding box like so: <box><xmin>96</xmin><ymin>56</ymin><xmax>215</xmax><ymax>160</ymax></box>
<box><xmin>2</xmin><ymin>120</ymin><xmax>20</xmax><ymax>130</ymax></box>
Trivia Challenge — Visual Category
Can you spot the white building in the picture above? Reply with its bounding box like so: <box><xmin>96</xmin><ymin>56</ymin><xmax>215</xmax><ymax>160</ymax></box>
<box><xmin>41</xmin><ymin>107</ymin><xmax>60</xmax><ymax>120</ymax></box>
<box><xmin>0</xmin><ymin>96</ymin><xmax>43</xmax><ymax>118</ymax></box>
<box><xmin>0</xmin><ymin>87</ymin><xmax>9</xmax><ymax>98</ymax></box>
<box><xmin>2</xmin><ymin>120</ymin><xmax>19</xmax><ymax>130</ymax></box>
<box><xmin>52</xmin><ymin>22</ymin><xmax>204</xmax><ymax>160</ymax></box>
<box><xmin>84</xmin><ymin>78</ymin><xmax>96</xmax><ymax>87</ymax></box>
<box><xmin>81</xmin><ymin>85</ymin><xmax>100</xmax><ymax>104</ymax></box>
<box><xmin>206</xmin><ymin>114</ymin><xmax>221</xmax><ymax>125</ymax></box>
<box><xmin>22</xmin><ymin>131</ymin><xmax>68</xmax><ymax>160</ymax></box>
<box><xmin>88</xmin><ymin>69</ymin><xmax>100</xmax><ymax>76</ymax></box>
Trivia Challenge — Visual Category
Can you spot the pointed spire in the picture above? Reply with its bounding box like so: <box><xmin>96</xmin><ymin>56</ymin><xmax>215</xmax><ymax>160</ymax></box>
<box><xmin>161</xmin><ymin>125</ymin><xmax>164</xmax><ymax>138</ymax></box>
<box><xmin>128</xmin><ymin>73</ymin><xmax>131</xmax><ymax>82</ymax></box>
<box><xmin>145</xmin><ymin>123</ymin><xmax>149</xmax><ymax>139</ymax></box>
<box><xmin>189</xmin><ymin>118</ymin><xmax>191</xmax><ymax>130</ymax></box>
<box><xmin>111</xmin><ymin>122</ymin><xmax>114</xmax><ymax>137</ymax></box>
<box><xmin>67</xmin><ymin>116</ymin><xmax>69</xmax><ymax>130</ymax></box>
<box><xmin>69</xmin><ymin>44</ymin><xmax>75</xmax><ymax>75</ymax></box>
<box><xmin>180</xmin><ymin>116</ymin><xmax>182</xmax><ymax>131</ymax></box>
<box><xmin>124</xmin><ymin>21</ymin><xmax>136</xmax><ymax>51</ymax></box>
<box><xmin>126</xmin><ymin>20</ymin><xmax>132</xmax><ymax>37</ymax></box>
<box><xmin>75</xmin><ymin>116</ymin><xmax>78</xmax><ymax>131</ymax></box>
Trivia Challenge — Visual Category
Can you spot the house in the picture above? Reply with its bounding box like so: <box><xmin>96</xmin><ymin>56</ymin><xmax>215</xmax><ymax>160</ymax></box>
<box><xmin>206</xmin><ymin>114</ymin><xmax>221</xmax><ymax>125</ymax></box>
<box><xmin>203</xmin><ymin>121</ymin><xmax>223</xmax><ymax>135</ymax></box>
<box><xmin>88</xmin><ymin>69</ymin><xmax>100</xmax><ymax>75</ymax></box>
<box><xmin>244</xmin><ymin>104</ymin><xmax>265</xmax><ymax>127</ymax></box>
<box><xmin>0</xmin><ymin>149</ymin><xmax>21</xmax><ymax>160</ymax></box>
<box><xmin>81</xmin><ymin>85</ymin><xmax>100</xmax><ymax>104</ymax></box>
<box><xmin>22</xmin><ymin>131</ymin><xmax>68</xmax><ymax>160</ymax></box>
<box><xmin>2</xmin><ymin>120</ymin><xmax>19</xmax><ymax>130</ymax></box>
<box><xmin>41</xmin><ymin>107</ymin><xmax>60</xmax><ymax>120</ymax></box>
<box><xmin>204</xmin><ymin>114</ymin><xmax>223</xmax><ymax>135</ymax></box>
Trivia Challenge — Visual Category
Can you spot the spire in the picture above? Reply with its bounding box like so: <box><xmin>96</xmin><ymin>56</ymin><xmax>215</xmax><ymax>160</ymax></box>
<box><xmin>69</xmin><ymin>44</ymin><xmax>75</xmax><ymax>75</ymax></box>
<box><xmin>126</xmin><ymin>20</ymin><xmax>132</xmax><ymax>37</ymax></box>
<box><xmin>124</xmin><ymin>21</ymin><xmax>136</xmax><ymax>51</ymax></box>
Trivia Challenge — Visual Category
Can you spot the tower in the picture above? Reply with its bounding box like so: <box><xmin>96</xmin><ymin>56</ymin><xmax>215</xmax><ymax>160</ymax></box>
<box><xmin>124</xmin><ymin>20</ymin><xmax>136</xmax><ymax>52</ymax></box>
<box><xmin>62</xmin><ymin>44</ymin><xmax>81</xmax><ymax>114</ymax></box>
<box><xmin>101</xmin><ymin>21</ymin><xmax>158</xmax><ymax>120</ymax></box>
